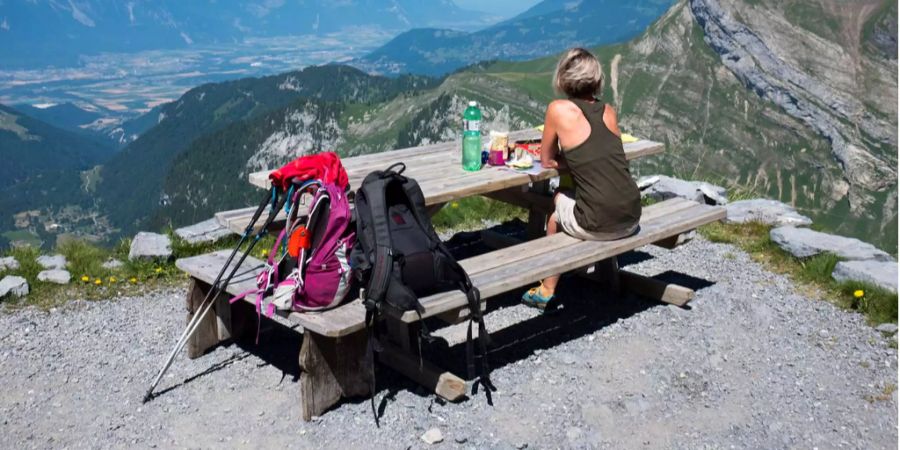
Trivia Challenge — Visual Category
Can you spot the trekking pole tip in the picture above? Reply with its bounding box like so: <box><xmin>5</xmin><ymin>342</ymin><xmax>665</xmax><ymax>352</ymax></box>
<box><xmin>142</xmin><ymin>391</ymin><xmax>154</xmax><ymax>403</ymax></box>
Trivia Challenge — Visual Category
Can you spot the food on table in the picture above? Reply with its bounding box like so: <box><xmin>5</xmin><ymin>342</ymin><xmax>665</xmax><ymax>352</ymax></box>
<box><xmin>507</xmin><ymin>154</ymin><xmax>534</xmax><ymax>169</ymax></box>
<box><xmin>513</xmin><ymin>139</ymin><xmax>542</xmax><ymax>158</ymax></box>
<box><xmin>488</xmin><ymin>131</ymin><xmax>508</xmax><ymax>166</ymax></box>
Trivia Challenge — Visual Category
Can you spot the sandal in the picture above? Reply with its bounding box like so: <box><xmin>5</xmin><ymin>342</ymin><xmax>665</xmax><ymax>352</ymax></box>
<box><xmin>521</xmin><ymin>285</ymin><xmax>555</xmax><ymax>310</ymax></box>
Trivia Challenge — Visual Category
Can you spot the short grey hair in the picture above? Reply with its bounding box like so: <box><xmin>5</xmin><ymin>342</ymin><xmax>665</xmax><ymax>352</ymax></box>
<box><xmin>553</xmin><ymin>48</ymin><xmax>603</xmax><ymax>98</ymax></box>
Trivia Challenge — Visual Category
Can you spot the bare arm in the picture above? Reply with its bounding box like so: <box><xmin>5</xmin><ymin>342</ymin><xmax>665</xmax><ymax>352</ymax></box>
<box><xmin>540</xmin><ymin>102</ymin><xmax>566</xmax><ymax>169</ymax></box>
<box><xmin>603</xmin><ymin>105</ymin><xmax>622</xmax><ymax>137</ymax></box>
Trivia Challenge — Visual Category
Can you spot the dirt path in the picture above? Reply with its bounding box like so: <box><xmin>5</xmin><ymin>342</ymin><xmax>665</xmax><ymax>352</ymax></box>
<box><xmin>0</xmin><ymin>237</ymin><xmax>896</xmax><ymax>449</ymax></box>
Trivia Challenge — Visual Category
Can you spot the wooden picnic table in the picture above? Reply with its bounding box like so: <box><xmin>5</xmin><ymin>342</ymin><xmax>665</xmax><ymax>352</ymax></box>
<box><xmin>180</xmin><ymin>128</ymin><xmax>726</xmax><ymax>420</ymax></box>
<box><xmin>247</xmin><ymin>128</ymin><xmax>663</xmax><ymax>205</ymax></box>
<box><xmin>218</xmin><ymin>129</ymin><xmax>664</xmax><ymax>234</ymax></box>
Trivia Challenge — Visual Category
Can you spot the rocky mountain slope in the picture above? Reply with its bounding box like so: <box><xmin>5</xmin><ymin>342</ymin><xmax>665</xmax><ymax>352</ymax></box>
<box><xmin>355</xmin><ymin>0</ymin><xmax>675</xmax><ymax>75</ymax></box>
<box><xmin>690</xmin><ymin>0</ymin><xmax>897</xmax><ymax>215</ymax></box>
<box><xmin>457</xmin><ymin>0</ymin><xmax>896</xmax><ymax>251</ymax></box>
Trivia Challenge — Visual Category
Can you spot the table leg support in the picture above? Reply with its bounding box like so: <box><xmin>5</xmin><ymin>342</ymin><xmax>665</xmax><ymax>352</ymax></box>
<box><xmin>298</xmin><ymin>329</ymin><xmax>370</xmax><ymax>421</ymax></box>
<box><xmin>379</xmin><ymin>319</ymin><xmax>466</xmax><ymax>402</ymax></box>
<box><xmin>185</xmin><ymin>278</ymin><xmax>240</xmax><ymax>359</ymax></box>
<box><xmin>619</xmin><ymin>271</ymin><xmax>695</xmax><ymax>306</ymax></box>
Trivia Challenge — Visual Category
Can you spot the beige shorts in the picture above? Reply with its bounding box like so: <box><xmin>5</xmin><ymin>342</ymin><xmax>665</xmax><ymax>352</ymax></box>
<box><xmin>554</xmin><ymin>191</ymin><xmax>638</xmax><ymax>241</ymax></box>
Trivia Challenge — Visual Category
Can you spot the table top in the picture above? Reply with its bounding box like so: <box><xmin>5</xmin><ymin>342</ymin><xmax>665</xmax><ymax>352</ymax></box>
<box><xmin>247</xmin><ymin>129</ymin><xmax>664</xmax><ymax>206</ymax></box>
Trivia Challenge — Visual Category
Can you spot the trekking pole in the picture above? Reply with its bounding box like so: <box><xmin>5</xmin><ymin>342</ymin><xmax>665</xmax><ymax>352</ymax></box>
<box><xmin>143</xmin><ymin>187</ymin><xmax>284</xmax><ymax>402</ymax></box>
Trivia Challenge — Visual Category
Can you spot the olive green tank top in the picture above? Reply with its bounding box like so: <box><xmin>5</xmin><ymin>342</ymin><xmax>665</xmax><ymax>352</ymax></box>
<box><xmin>562</xmin><ymin>98</ymin><xmax>641</xmax><ymax>234</ymax></box>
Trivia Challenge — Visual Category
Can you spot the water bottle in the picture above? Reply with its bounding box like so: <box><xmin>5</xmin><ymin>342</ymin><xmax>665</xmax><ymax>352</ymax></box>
<box><xmin>462</xmin><ymin>101</ymin><xmax>482</xmax><ymax>171</ymax></box>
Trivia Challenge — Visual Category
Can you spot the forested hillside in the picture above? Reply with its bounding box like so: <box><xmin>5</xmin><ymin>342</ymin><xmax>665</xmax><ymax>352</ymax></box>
<box><xmin>95</xmin><ymin>65</ymin><xmax>439</xmax><ymax>232</ymax></box>
<box><xmin>0</xmin><ymin>104</ymin><xmax>116</xmax><ymax>246</ymax></box>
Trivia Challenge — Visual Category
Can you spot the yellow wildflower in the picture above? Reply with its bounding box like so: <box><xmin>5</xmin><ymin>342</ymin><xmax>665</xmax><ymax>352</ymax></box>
<box><xmin>81</xmin><ymin>275</ymin><xmax>90</xmax><ymax>283</ymax></box>
<box><xmin>108</xmin><ymin>276</ymin><xmax>117</xmax><ymax>283</ymax></box>
<box><xmin>853</xmin><ymin>290</ymin><xmax>864</xmax><ymax>299</ymax></box>
<box><xmin>261</xmin><ymin>249</ymin><xmax>269</xmax><ymax>257</ymax></box>
<box><xmin>451</xmin><ymin>202</ymin><xmax>459</xmax><ymax>209</ymax></box>
<box><xmin>129</xmin><ymin>277</ymin><xmax>138</xmax><ymax>284</ymax></box>
<box><xmin>155</xmin><ymin>267</ymin><xmax>163</xmax><ymax>274</ymax></box>
<box><xmin>94</xmin><ymin>278</ymin><xmax>102</xmax><ymax>285</ymax></box>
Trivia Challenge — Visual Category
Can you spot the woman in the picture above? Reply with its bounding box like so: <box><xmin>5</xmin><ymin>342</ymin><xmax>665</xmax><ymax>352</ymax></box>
<box><xmin>521</xmin><ymin>47</ymin><xmax>642</xmax><ymax>309</ymax></box>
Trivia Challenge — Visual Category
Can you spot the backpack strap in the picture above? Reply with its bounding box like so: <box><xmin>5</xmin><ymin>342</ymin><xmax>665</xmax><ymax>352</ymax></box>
<box><xmin>397</xmin><ymin>177</ymin><xmax>494</xmax><ymax>397</ymax></box>
<box><xmin>359</xmin><ymin>175</ymin><xmax>394</xmax><ymax>308</ymax></box>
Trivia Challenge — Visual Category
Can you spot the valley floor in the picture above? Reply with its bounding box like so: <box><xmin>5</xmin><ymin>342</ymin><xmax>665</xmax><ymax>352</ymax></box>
<box><xmin>0</xmin><ymin>237</ymin><xmax>896</xmax><ymax>449</ymax></box>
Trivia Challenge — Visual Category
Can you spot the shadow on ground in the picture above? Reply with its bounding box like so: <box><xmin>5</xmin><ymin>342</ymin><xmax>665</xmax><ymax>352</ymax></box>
<box><xmin>165</xmin><ymin>220</ymin><xmax>717</xmax><ymax>418</ymax></box>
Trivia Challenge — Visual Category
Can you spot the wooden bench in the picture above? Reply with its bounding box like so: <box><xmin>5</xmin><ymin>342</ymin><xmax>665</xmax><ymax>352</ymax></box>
<box><xmin>177</xmin><ymin>197</ymin><xmax>725</xmax><ymax>419</ymax></box>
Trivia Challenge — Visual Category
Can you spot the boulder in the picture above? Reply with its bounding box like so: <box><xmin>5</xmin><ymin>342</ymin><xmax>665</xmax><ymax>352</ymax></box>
<box><xmin>0</xmin><ymin>256</ymin><xmax>19</xmax><ymax>271</ymax></box>
<box><xmin>37</xmin><ymin>269</ymin><xmax>71</xmax><ymax>285</ymax></box>
<box><xmin>175</xmin><ymin>218</ymin><xmax>232</xmax><ymax>245</ymax></box>
<box><xmin>770</xmin><ymin>227</ymin><xmax>892</xmax><ymax>261</ymax></box>
<box><xmin>101</xmin><ymin>259</ymin><xmax>124</xmax><ymax>270</ymax></box>
<box><xmin>832</xmin><ymin>260</ymin><xmax>898</xmax><ymax>293</ymax></box>
<box><xmin>0</xmin><ymin>275</ymin><xmax>29</xmax><ymax>298</ymax></box>
<box><xmin>129</xmin><ymin>232</ymin><xmax>172</xmax><ymax>261</ymax></box>
<box><xmin>725</xmin><ymin>199</ymin><xmax>813</xmax><ymax>227</ymax></box>
<box><xmin>875</xmin><ymin>323</ymin><xmax>898</xmax><ymax>334</ymax></box>
<box><xmin>639</xmin><ymin>175</ymin><xmax>728</xmax><ymax>205</ymax></box>
<box><xmin>37</xmin><ymin>254</ymin><xmax>67</xmax><ymax>270</ymax></box>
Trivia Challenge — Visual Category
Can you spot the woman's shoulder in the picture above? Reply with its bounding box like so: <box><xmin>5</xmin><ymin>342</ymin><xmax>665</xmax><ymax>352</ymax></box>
<box><xmin>547</xmin><ymin>99</ymin><xmax>582</xmax><ymax>120</ymax></box>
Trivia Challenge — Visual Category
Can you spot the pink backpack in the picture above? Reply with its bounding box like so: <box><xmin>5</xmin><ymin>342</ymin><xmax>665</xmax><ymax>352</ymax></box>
<box><xmin>230</xmin><ymin>181</ymin><xmax>355</xmax><ymax>325</ymax></box>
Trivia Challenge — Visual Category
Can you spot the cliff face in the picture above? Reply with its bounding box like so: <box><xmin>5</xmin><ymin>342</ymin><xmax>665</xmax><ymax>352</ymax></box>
<box><xmin>689</xmin><ymin>0</ymin><xmax>897</xmax><ymax>212</ymax></box>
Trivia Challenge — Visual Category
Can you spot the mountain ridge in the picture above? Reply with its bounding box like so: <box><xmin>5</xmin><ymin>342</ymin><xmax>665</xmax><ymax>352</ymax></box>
<box><xmin>355</xmin><ymin>0</ymin><xmax>675</xmax><ymax>76</ymax></box>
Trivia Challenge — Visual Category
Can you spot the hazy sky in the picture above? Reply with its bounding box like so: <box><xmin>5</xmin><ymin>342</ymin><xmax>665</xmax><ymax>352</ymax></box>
<box><xmin>454</xmin><ymin>0</ymin><xmax>541</xmax><ymax>18</ymax></box>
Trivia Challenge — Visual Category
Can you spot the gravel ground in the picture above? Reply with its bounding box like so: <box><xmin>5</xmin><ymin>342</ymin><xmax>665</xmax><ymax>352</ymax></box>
<box><xmin>0</xmin><ymin>235</ymin><xmax>897</xmax><ymax>449</ymax></box>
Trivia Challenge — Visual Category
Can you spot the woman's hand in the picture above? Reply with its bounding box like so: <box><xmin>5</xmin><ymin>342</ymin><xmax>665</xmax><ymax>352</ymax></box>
<box><xmin>542</xmin><ymin>158</ymin><xmax>559</xmax><ymax>169</ymax></box>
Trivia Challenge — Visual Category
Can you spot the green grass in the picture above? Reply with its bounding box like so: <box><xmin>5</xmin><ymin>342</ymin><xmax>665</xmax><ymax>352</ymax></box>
<box><xmin>2</xmin><ymin>230</ymin><xmax>42</xmax><ymax>247</ymax></box>
<box><xmin>700</xmin><ymin>221</ymin><xmax>898</xmax><ymax>325</ymax></box>
<box><xmin>0</xmin><ymin>229</ymin><xmax>252</xmax><ymax>309</ymax></box>
<box><xmin>431</xmin><ymin>196</ymin><xmax>527</xmax><ymax>232</ymax></box>
<box><xmin>0</xmin><ymin>195</ymin><xmax>522</xmax><ymax>310</ymax></box>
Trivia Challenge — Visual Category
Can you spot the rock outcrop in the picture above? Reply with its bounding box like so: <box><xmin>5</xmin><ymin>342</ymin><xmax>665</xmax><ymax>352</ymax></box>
<box><xmin>129</xmin><ymin>232</ymin><xmax>173</xmax><ymax>261</ymax></box>
<box><xmin>689</xmin><ymin>0</ymin><xmax>897</xmax><ymax>212</ymax></box>
<box><xmin>0</xmin><ymin>276</ymin><xmax>29</xmax><ymax>298</ymax></box>
<box><xmin>770</xmin><ymin>226</ymin><xmax>893</xmax><ymax>261</ymax></box>
<box><xmin>0</xmin><ymin>256</ymin><xmax>19</xmax><ymax>271</ymax></box>
<box><xmin>725</xmin><ymin>199</ymin><xmax>813</xmax><ymax>227</ymax></box>
<box><xmin>101</xmin><ymin>259</ymin><xmax>124</xmax><ymax>270</ymax></box>
<box><xmin>37</xmin><ymin>254</ymin><xmax>67</xmax><ymax>270</ymax></box>
<box><xmin>832</xmin><ymin>260</ymin><xmax>898</xmax><ymax>293</ymax></box>
<box><xmin>174</xmin><ymin>218</ymin><xmax>232</xmax><ymax>245</ymax></box>
<box><xmin>639</xmin><ymin>175</ymin><xmax>727</xmax><ymax>205</ymax></box>
<box><xmin>38</xmin><ymin>270</ymin><xmax>72</xmax><ymax>285</ymax></box>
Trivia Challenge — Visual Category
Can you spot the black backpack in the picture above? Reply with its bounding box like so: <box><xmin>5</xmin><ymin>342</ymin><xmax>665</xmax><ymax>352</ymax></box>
<box><xmin>350</xmin><ymin>163</ymin><xmax>493</xmax><ymax>407</ymax></box>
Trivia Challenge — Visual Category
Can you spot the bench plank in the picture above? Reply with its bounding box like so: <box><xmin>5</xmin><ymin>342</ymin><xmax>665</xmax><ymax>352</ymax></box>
<box><xmin>178</xmin><ymin>198</ymin><xmax>722</xmax><ymax>337</ymax></box>
<box><xmin>395</xmin><ymin>201</ymin><xmax>725</xmax><ymax>322</ymax></box>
